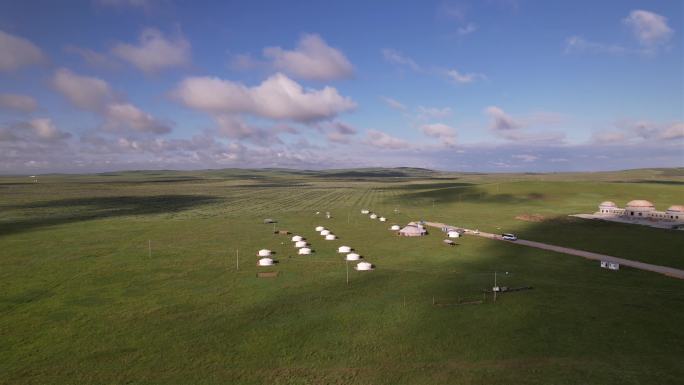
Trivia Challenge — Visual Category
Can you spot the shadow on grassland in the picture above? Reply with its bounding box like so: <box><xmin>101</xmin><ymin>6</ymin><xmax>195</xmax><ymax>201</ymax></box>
<box><xmin>0</xmin><ymin>195</ymin><xmax>220</xmax><ymax>237</ymax></box>
<box><xmin>396</xmin><ymin>185</ymin><xmax>546</xmax><ymax>205</ymax></box>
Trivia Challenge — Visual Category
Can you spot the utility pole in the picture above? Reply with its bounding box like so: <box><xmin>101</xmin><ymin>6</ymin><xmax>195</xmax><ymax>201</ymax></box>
<box><xmin>236</xmin><ymin>249</ymin><xmax>239</xmax><ymax>271</ymax></box>
<box><xmin>148</xmin><ymin>240</ymin><xmax>151</xmax><ymax>258</ymax></box>
<box><xmin>346</xmin><ymin>260</ymin><xmax>349</xmax><ymax>285</ymax></box>
<box><xmin>493</xmin><ymin>271</ymin><xmax>497</xmax><ymax>302</ymax></box>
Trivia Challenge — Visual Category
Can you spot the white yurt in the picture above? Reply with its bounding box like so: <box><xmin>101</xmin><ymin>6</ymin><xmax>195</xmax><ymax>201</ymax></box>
<box><xmin>370</xmin><ymin>214</ymin><xmax>378</xmax><ymax>219</ymax></box>
<box><xmin>356</xmin><ymin>261</ymin><xmax>373</xmax><ymax>271</ymax></box>
<box><xmin>361</xmin><ymin>209</ymin><xmax>370</xmax><ymax>214</ymax></box>
<box><xmin>315</xmin><ymin>226</ymin><xmax>325</xmax><ymax>232</ymax></box>
<box><xmin>345</xmin><ymin>253</ymin><xmax>361</xmax><ymax>261</ymax></box>
<box><xmin>257</xmin><ymin>249</ymin><xmax>272</xmax><ymax>257</ymax></box>
<box><xmin>258</xmin><ymin>257</ymin><xmax>274</xmax><ymax>266</ymax></box>
<box><xmin>294</xmin><ymin>240</ymin><xmax>308</xmax><ymax>248</ymax></box>
<box><xmin>325</xmin><ymin>234</ymin><xmax>337</xmax><ymax>240</ymax></box>
<box><xmin>338</xmin><ymin>245</ymin><xmax>352</xmax><ymax>253</ymax></box>
<box><xmin>390</xmin><ymin>225</ymin><xmax>401</xmax><ymax>231</ymax></box>
<box><xmin>379</xmin><ymin>217</ymin><xmax>387</xmax><ymax>222</ymax></box>
<box><xmin>320</xmin><ymin>229</ymin><xmax>331</xmax><ymax>236</ymax></box>
<box><xmin>298</xmin><ymin>247</ymin><xmax>312</xmax><ymax>255</ymax></box>
<box><xmin>291</xmin><ymin>235</ymin><xmax>303</xmax><ymax>242</ymax></box>
<box><xmin>447</xmin><ymin>231</ymin><xmax>460</xmax><ymax>238</ymax></box>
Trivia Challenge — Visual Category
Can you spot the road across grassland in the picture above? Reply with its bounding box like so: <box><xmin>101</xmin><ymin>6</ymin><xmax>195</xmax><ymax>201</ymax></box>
<box><xmin>423</xmin><ymin>222</ymin><xmax>684</xmax><ymax>280</ymax></box>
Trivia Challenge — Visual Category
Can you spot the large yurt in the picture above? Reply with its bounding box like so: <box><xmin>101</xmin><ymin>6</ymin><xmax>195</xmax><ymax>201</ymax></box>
<box><xmin>291</xmin><ymin>235</ymin><xmax>303</xmax><ymax>242</ymax></box>
<box><xmin>399</xmin><ymin>224</ymin><xmax>426</xmax><ymax>237</ymax></box>
<box><xmin>258</xmin><ymin>257</ymin><xmax>274</xmax><ymax>266</ymax></box>
<box><xmin>379</xmin><ymin>217</ymin><xmax>387</xmax><ymax>222</ymax></box>
<box><xmin>325</xmin><ymin>234</ymin><xmax>337</xmax><ymax>240</ymax></box>
<box><xmin>338</xmin><ymin>245</ymin><xmax>352</xmax><ymax>253</ymax></box>
<box><xmin>356</xmin><ymin>262</ymin><xmax>373</xmax><ymax>271</ymax></box>
<box><xmin>257</xmin><ymin>249</ymin><xmax>272</xmax><ymax>257</ymax></box>
<box><xmin>294</xmin><ymin>240</ymin><xmax>308</xmax><ymax>248</ymax></box>
<box><xmin>370</xmin><ymin>214</ymin><xmax>378</xmax><ymax>219</ymax></box>
<box><xmin>315</xmin><ymin>226</ymin><xmax>325</xmax><ymax>232</ymax></box>
<box><xmin>447</xmin><ymin>231</ymin><xmax>460</xmax><ymax>238</ymax></box>
<box><xmin>345</xmin><ymin>253</ymin><xmax>361</xmax><ymax>261</ymax></box>
<box><xmin>320</xmin><ymin>229</ymin><xmax>331</xmax><ymax>236</ymax></box>
<box><xmin>298</xmin><ymin>247</ymin><xmax>312</xmax><ymax>255</ymax></box>
<box><xmin>390</xmin><ymin>225</ymin><xmax>401</xmax><ymax>231</ymax></box>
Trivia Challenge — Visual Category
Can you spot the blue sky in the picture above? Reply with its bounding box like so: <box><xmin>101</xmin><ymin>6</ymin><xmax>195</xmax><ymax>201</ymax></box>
<box><xmin>0</xmin><ymin>0</ymin><xmax>682</xmax><ymax>173</ymax></box>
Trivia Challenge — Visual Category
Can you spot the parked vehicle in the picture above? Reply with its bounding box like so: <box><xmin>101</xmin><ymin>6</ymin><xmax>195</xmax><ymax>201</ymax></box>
<box><xmin>502</xmin><ymin>233</ymin><xmax>517</xmax><ymax>241</ymax></box>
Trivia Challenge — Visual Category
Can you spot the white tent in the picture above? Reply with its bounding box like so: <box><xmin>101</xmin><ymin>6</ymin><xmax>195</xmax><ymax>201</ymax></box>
<box><xmin>320</xmin><ymin>229</ymin><xmax>331</xmax><ymax>236</ymax></box>
<box><xmin>345</xmin><ymin>253</ymin><xmax>361</xmax><ymax>261</ymax></box>
<box><xmin>379</xmin><ymin>217</ymin><xmax>387</xmax><ymax>222</ymax></box>
<box><xmin>338</xmin><ymin>245</ymin><xmax>351</xmax><ymax>253</ymax></box>
<box><xmin>298</xmin><ymin>247</ymin><xmax>311</xmax><ymax>255</ymax></box>
<box><xmin>257</xmin><ymin>249</ymin><xmax>272</xmax><ymax>257</ymax></box>
<box><xmin>325</xmin><ymin>234</ymin><xmax>337</xmax><ymax>240</ymax></box>
<box><xmin>390</xmin><ymin>225</ymin><xmax>401</xmax><ymax>231</ymax></box>
<box><xmin>361</xmin><ymin>209</ymin><xmax>370</xmax><ymax>214</ymax></box>
<box><xmin>447</xmin><ymin>231</ymin><xmax>460</xmax><ymax>238</ymax></box>
<box><xmin>399</xmin><ymin>224</ymin><xmax>426</xmax><ymax>237</ymax></box>
<box><xmin>315</xmin><ymin>226</ymin><xmax>325</xmax><ymax>232</ymax></box>
<box><xmin>295</xmin><ymin>240</ymin><xmax>308</xmax><ymax>248</ymax></box>
<box><xmin>258</xmin><ymin>257</ymin><xmax>274</xmax><ymax>266</ymax></box>
<box><xmin>356</xmin><ymin>262</ymin><xmax>373</xmax><ymax>271</ymax></box>
<box><xmin>370</xmin><ymin>214</ymin><xmax>378</xmax><ymax>219</ymax></box>
<box><xmin>291</xmin><ymin>235</ymin><xmax>303</xmax><ymax>242</ymax></box>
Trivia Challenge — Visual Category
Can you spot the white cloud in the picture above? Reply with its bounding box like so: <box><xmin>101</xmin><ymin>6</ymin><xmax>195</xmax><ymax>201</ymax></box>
<box><xmin>485</xmin><ymin>106</ymin><xmax>521</xmax><ymax>131</ymax></box>
<box><xmin>0</xmin><ymin>93</ymin><xmax>38</xmax><ymax>113</ymax></box>
<box><xmin>417</xmin><ymin>106</ymin><xmax>453</xmax><ymax>119</ymax></box>
<box><xmin>112</xmin><ymin>28</ymin><xmax>190</xmax><ymax>72</ymax></box>
<box><xmin>446</xmin><ymin>68</ymin><xmax>486</xmax><ymax>84</ymax></box>
<box><xmin>0</xmin><ymin>118</ymin><xmax>71</xmax><ymax>142</ymax></box>
<box><xmin>263</xmin><ymin>34</ymin><xmax>353</xmax><ymax>81</ymax></box>
<box><xmin>364</xmin><ymin>130</ymin><xmax>411</xmax><ymax>149</ymax></box>
<box><xmin>421</xmin><ymin>123</ymin><xmax>457</xmax><ymax>146</ymax></box>
<box><xmin>484</xmin><ymin>106</ymin><xmax>565</xmax><ymax>143</ymax></box>
<box><xmin>380</xmin><ymin>96</ymin><xmax>407</xmax><ymax>111</ymax></box>
<box><xmin>660</xmin><ymin>122</ymin><xmax>684</xmax><ymax>140</ymax></box>
<box><xmin>381</xmin><ymin>48</ymin><xmax>421</xmax><ymax>71</ymax></box>
<box><xmin>623</xmin><ymin>10</ymin><xmax>673</xmax><ymax>47</ymax></box>
<box><xmin>0</xmin><ymin>30</ymin><xmax>45</xmax><ymax>72</ymax></box>
<box><xmin>564</xmin><ymin>36</ymin><xmax>628</xmax><ymax>55</ymax></box>
<box><xmin>52</xmin><ymin>68</ymin><xmax>115</xmax><ymax>110</ymax></box>
<box><xmin>104</xmin><ymin>103</ymin><xmax>171</xmax><ymax>134</ymax></box>
<box><xmin>325</xmin><ymin>121</ymin><xmax>358</xmax><ymax>143</ymax></box>
<box><xmin>173</xmin><ymin>73</ymin><xmax>356</xmax><ymax>123</ymax></box>
<box><xmin>27</xmin><ymin>118</ymin><xmax>71</xmax><ymax>140</ymax></box>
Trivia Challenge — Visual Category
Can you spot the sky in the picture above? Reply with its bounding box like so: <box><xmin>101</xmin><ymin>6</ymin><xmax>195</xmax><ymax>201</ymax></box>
<box><xmin>0</xmin><ymin>0</ymin><xmax>682</xmax><ymax>174</ymax></box>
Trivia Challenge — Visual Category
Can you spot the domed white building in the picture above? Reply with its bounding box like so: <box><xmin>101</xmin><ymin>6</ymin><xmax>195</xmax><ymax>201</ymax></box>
<box><xmin>593</xmin><ymin>200</ymin><xmax>682</xmax><ymax>224</ymax></box>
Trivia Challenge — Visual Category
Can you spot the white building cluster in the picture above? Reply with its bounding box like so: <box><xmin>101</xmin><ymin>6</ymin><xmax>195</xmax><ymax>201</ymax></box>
<box><xmin>597</xmin><ymin>200</ymin><xmax>683</xmax><ymax>223</ymax></box>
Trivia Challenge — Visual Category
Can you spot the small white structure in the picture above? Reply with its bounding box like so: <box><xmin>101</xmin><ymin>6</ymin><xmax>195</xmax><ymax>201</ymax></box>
<box><xmin>291</xmin><ymin>235</ymin><xmax>303</xmax><ymax>242</ymax></box>
<box><xmin>325</xmin><ymin>234</ymin><xmax>337</xmax><ymax>240</ymax></box>
<box><xmin>294</xmin><ymin>240</ymin><xmax>308</xmax><ymax>248</ymax></box>
<box><xmin>399</xmin><ymin>224</ymin><xmax>426</xmax><ymax>237</ymax></box>
<box><xmin>345</xmin><ymin>253</ymin><xmax>361</xmax><ymax>261</ymax></box>
<box><xmin>379</xmin><ymin>217</ymin><xmax>387</xmax><ymax>222</ymax></box>
<box><xmin>257</xmin><ymin>249</ymin><xmax>272</xmax><ymax>257</ymax></box>
<box><xmin>338</xmin><ymin>245</ymin><xmax>352</xmax><ymax>253</ymax></box>
<box><xmin>447</xmin><ymin>231</ymin><xmax>460</xmax><ymax>238</ymax></box>
<box><xmin>361</xmin><ymin>209</ymin><xmax>370</xmax><ymax>214</ymax></box>
<box><xmin>298</xmin><ymin>247</ymin><xmax>312</xmax><ymax>255</ymax></box>
<box><xmin>600</xmin><ymin>261</ymin><xmax>620</xmax><ymax>270</ymax></box>
<box><xmin>370</xmin><ymin>214</ymin><xmax>378</xmax><ymax>219</ymax></box>
<box><xmin>390</xmin><ymin>225</ymin><xmax>401</xmax><ymax>231</ymax></box>
<box><xmin>315</xmin><ymin>226</ymin><xmax>325</xmax><ymax>232</ymax></box>
<box><xmin>355</xmin><ymin>262</ymin><xmax>373</xmax><ymax>271</ymax></box>
<box><xmin>320</xmin><ymin>229</ymin><xmax>331</xmax><ymax>236</ymax></box>
<box><xmin>258</xmin><ymin>257</ymin><xmax>274</xmax><ymax>266</ymax></box>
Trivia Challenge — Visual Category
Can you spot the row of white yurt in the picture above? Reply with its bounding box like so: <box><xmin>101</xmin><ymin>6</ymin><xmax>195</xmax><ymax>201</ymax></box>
<box><xmin>325</xmin><ymin>234</ymin><xmax>336</xmax><ymax>240</ymax></box>
<box><xmin>298</xmin><ymin>247</ymin><xmax>311</xmax><ymax>255</ymax></box>
<box><xmin>295</xmin><ymin>240</ymin><xmax>308</xmax><ymax>248</ymax></box>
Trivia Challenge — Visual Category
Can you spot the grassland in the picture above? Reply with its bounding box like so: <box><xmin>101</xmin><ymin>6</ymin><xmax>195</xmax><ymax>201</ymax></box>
<box><xmin>1</xmin><ymin>167</ymin><xmax>683</xmax><ymax>384</ymax></box>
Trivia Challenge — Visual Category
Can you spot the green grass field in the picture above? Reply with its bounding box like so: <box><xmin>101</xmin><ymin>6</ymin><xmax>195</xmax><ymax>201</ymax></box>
<box><xmin>1</xmin><ymin>167</ymin><xmax>683</xmax><ymax>384</ymax></box>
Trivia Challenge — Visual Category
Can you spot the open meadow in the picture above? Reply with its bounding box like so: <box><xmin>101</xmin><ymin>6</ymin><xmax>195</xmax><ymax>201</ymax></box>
<box><xmin>1</xmin><ymin>167</ymin><xmax>684</xmax><ymax>384</ymax></box>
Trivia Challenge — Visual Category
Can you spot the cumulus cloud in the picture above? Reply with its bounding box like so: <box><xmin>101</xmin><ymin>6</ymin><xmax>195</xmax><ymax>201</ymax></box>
<box><xmin>172</xmin><ymin>73</ymin><xmax>356</xmax><ymax>123</ymax></box>
<box><xmin>263</xmin><ymin>34</ymin><xmax>353</xmax><ymax>81</ymax></box>
<box><xmin>0</xmin><ymin>118</ymin><xmax>71</xmax><ymax>142</ymax></box>
<box><xmin>593</xmin><ymin>120</ymin><xmax>684</xmax><ymax>144</ymax></box>
<box><xmin>660</xmin><ymin>122</ymin><xmax>684</xmax><ymax>140</ymax></box>
<box><xmin>623</xmin><ymin>10</ymin><xmax>673</xmax><ymax>47</ymax></box>
<box><xmin>364</xmin><ymin>130</ymin><xmax>411</xmax><ymax>149</ymax></box>
<box><xmin>0</xmin><ymin>93</ymin><xmax>38</xmax><ymax>113</ymax></box>
<box><xmin>325</xmin><ymin>121</ymin><xmax>358</xmax><ymax>143</ymax></box>
<box><xmin>380</xmin><ymin>96</ymin><xmax>407</xmax><ymax>111</ymax></box>
<box><xmin>446</xmin><ymin>68</ymin><xmax>486</xmax><ymax>84</ymax></box>
<box><xmin>0</xmin><ymin>30</ymin><xmax>45</xmax><ymax>72</ymax></box>
<box><xmin>52</xmin><ymin>68</ymin><xmax>170</xmax><ymax>134</ymax></box>
<box><xmin>381</xmin><ymin>48</ymin><xmax>421</xmax><ymax>71</ymax></box>
<box><xmin>421</xmin><ymin>123</ymin><xmax>457</xmax><ymax>146</ymax></box>
<box><xmin>485</xmin><ymin>106</ymin><xmax>521</xmax><ymax>131</ymax></box>
<box><xmin>484</xmin><ymin>106</ymin><xmax>565</xmax><ymax>143</ymax></box>
<box><xmin>112</xmin><ymin>28</ymin><xmax>190</xmax><ymax>72</ymax></box>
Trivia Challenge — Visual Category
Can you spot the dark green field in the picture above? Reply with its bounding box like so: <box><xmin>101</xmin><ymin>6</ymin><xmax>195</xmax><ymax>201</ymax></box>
<box><xmin>1</xmin><ymin>168</ymin><xmax>683</xmax><ymax>384</ymax></box>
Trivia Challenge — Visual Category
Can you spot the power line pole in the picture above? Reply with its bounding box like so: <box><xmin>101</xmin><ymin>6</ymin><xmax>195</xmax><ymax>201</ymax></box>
<box><xmin>236</xmin><ymin>249</ymin><xmax>239</xmax><ymax>271</ymax></box>
<box><xmin>493</xmin><ymin>271</ymin><xmax>497</xmax><ymax>302</ymax></box>
<box><xmin>148</xmin><ymin>240</ymin><xmax>151</xmax><ymax>258</ymax></box>
<box><xmin>346</xmin><ymin>260</ymin><xmax>349</xmax><ymax>285</ymax></box>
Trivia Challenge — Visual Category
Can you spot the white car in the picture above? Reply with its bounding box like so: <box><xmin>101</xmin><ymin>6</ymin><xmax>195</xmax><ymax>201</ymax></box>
<box><xmin>502</xmin><ymin>233</ymin><xmax>517</xmax><ymax>241</ymax></box>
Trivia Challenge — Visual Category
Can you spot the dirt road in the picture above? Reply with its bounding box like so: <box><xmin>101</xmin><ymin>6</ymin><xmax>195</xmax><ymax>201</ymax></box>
<box><xmin>423</xmin><ymin>221</ymin><xmax>684</xmax><ymax>280</ymax></box>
